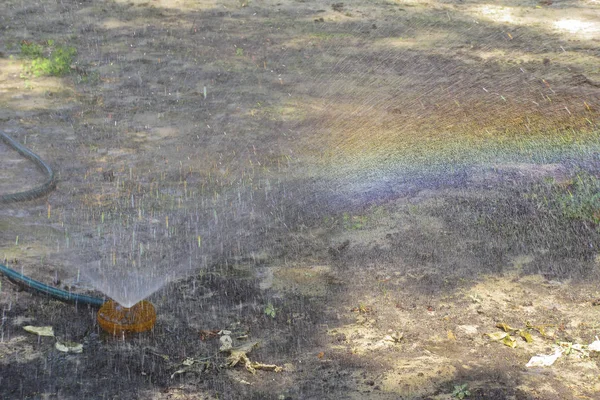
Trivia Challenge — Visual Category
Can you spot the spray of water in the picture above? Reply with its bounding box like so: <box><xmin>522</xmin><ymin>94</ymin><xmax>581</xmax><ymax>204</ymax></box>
<box><xmin>38</xmin><ymin>2</ymin><xmax>600</xmax><ymax>306</ymax></box>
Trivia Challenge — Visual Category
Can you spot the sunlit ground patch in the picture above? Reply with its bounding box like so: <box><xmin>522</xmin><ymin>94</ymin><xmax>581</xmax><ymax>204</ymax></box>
<box><xmin>466</xmin><ymin>3</ymin><xmax>600</xmax><ymax>41</ymax></box>
<box><xmin>0</xmin><ymin>59</ymin><xmax>75</xmax><ymax>111</ymax></box>
<box><xmin>110</xmin><ymin>0</ymin><xmax>221</xmax><ymax>11</ymax></box>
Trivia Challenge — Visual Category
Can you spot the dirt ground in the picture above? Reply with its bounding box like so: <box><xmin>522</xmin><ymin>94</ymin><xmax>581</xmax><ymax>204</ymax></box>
<box><xmin>1</xmin><ymin>0</ymin><xmax>600</xmax><ymax>399</ymax></box>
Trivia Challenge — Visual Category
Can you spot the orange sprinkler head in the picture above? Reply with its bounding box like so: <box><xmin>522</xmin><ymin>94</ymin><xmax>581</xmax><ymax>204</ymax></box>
<box><xmin>97</xmin><ymin>300</ymin><xmax>156</xmax><ymax>335</ymax></box>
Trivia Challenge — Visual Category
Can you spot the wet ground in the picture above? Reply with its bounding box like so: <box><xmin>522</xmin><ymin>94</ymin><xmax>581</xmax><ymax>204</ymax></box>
<box><xmin>1</xmin><ymin>0</ymin><xmax>600</xmax><ymax>399</ymax></box>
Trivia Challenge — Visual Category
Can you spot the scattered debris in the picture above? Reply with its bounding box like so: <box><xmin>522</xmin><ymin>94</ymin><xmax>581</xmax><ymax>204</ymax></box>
<box><xmin>219</xmin><ymin>334</ymin><xmax>233</xmax><ymax>352</ymax></box>
<box><xmin>55</xmin><ymin>341</ymin><xmax>83</xmax><ymax>354</ymax></box>
<box><xmin>224</xmin><ymin>341</ymin><xmax>259</xmax><ymax>371</ymax></box>
<box><xmin>588</xmin><ymin>338</ymin><xmax>600</xmax><ymax>352</ymax></box>
<box><xmin>447</xmin><ymin>330</ymin><xmax>457</xmax><ymax>341</ymax></box>
<box><xmin>351</xmin><ymin>304</ymin><xmax>372</xmax><ymax>314</ymax></box>
<box><xmin>484</xmin><ymin>331</ymin><xmax>517</xmax><ymax>348</ymax></box>
<box><xmin>558</xmin><ymin>341</ymin><xmax>588</xmax><ymax>358</ymax></box>
<box><xmin>23</xmin><ymin>326</ymin><xmax>54</xmax><ymax>337</ymax></box>
<box><xmin>170</xmin><ymin>356</ymin><xmax>212</xmax><ymax>379</ymax></box>
<box><xmin>486</xmin><ymin>322</ymin><xmax>546</xmax><ymax>348</ymax></box>
<box><xmin>526</xmin><ymin>348</ymin><xmax>563</xmax><ymax>367</ymax></box>
<box><xmin>199</xmin><ymin>329</ymin><xmax>219</xmax><ymax>341</ymax></box>
<box><xmin>468</xmin><ymin>294</ymin><xmax>482</xmax><ymax>303</ymax></box>
<box><xmin>391</xmin><ymin>331</ymin><xmax>404</xmax><ymax>342</ymax></box>
<box><xmin>222</xmin><ymin>340</ymin><xmax>283</xmax><ymax>374</ymax></box>
<box><xmin>382</xmin><ymin>332</ymin><xmax>404</xmax><ymax>344</ymax></box>
<box><xmin>519</xmin><ymin>330</ymin><xmax>533</xmax><ymax>343</ymax></box>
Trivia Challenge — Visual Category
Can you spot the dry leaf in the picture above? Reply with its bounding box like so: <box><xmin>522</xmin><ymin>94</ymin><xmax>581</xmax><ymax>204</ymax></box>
<box><xmin>23</xmin><ymin>326</ymin><xmax>54</xmax><ymax>337</ymax></box>
<box><xmin>496</xmin><ymin>323</ymin><xmax>517</xmax><ymax>332</ymax></box>
<box><xmin>199</xmin><ymin>329</ymin><xmax>219</xmax><ymax>341</ymax></box>
<box><xmin>447</xmin><ymin>330</ymin><xmax>456</xmax><ymax>341</ymax></box>
<box><xmin>519</xmin><ymin>330</ymin><xmax>533</xmax><ymax>343</ymax></box>
<box><xmin>502</xmin><ymin>335</ymin><xmax>518</xmax><ymax>348</ymax></box>
<box><xmin>55</xmin><ymin>341</ymin><xmax>83</xmax><ymax>353</ymax></box>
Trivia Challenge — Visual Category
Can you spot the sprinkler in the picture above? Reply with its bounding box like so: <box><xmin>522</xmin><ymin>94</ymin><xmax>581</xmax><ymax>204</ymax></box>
<box><xmin>1</xmin><ymin>130</ymin><xmax>157</xmax><ymax>336</ymax></box>
<box><xmin>0</xmin><ymin>263</ymin><xmax>156</xmax><ymax>335</ymax></box>
<box><xmin>97</xmin><ymin>300</ymin><xmax>156</xmax><ymax>335</ymax></box>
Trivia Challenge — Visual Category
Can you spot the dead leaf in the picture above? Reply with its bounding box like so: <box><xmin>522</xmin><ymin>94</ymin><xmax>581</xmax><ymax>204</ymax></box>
<box><xmin>225</xmin><ymin>341</ymin><xmax>260</xmax><ymax>368</ymax></box>
<box><xmin>519</xmin><ymin>330</ymin><xmax>534</xmax><ymax>343</ymax></box>
<box><xmin>249</xmin><ymin>362</ymin><xmax>283</xmax><ymax>372</ymax></box>
<box><xmin>222</xmin><ymin>341</ymin><xmax>283</xmax><ymax>374</ymax></box>
<box><xmin>525</xmin><ymin>322</ymin><xmax>548</xmax><ymax>337</ymax></box>
<box><xmin>317</xmin><ymin>352</ymin><xmax>325</xmax><ymax>359</ymax></box>
<box><xmin>23</xmin><ymin>326</ymin><xmax>54</xmax><ymax>337</ymax></box>
<box><xmin>391</xmin><ymin>332</ymin><xmax>404</xmax><ymax>342</ymax></box>
<box><xmin>496</xmin><ymin>323</ymin><xmax>518</xmax><ymax>332</ymax></box>
<box><xmin>55</xmin><ymin>341</ymin><xmax>83</xmax><ymax>353</ymax></box>
<box><xmin>502</xmin><ymin>335</ymin><xmax>518</xmax><ymax>348</ymax></box>
<box><xmin>447</xmin><ymin>330</ymin><xmax>456</xmax><ymax>341</ymax></box>
<box><xmin>199</xmin><ymin>329</ymin><xmax>219</xmax><ymax>341</ymax></box>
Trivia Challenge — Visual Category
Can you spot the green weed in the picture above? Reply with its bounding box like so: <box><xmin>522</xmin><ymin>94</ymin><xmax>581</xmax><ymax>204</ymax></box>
<box><xmin>20</xmin><ymin>42</ymin><xmax>44</xmax><ymax>58</ymax></box>
<box><xmin>542</xmin><ymin>172</ymin><xmax>600</xmax><ymax>225</ymax></box>
<box><xmin>451</xmin><ymin>383</ymin><xmax>471</xmax><ymax>399</ymax></box>
<box><xmin>20</xmin><ymin>40</ymin><xmax>76</xmax><ymax>77</ymax></box>
<box><xmin>264</xmin><ymin>302</ymin><xmax>276</xmax><ymax>318</ymax></box>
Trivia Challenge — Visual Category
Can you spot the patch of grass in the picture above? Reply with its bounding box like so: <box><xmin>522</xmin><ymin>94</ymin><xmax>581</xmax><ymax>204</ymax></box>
<box><xmin>20</xmin><ymin>40</ymin><xmax>76</xmax><ymax>77</ymax></box>
<box><xmin>342</xmin><ymin>212</ymin><xmax>367</xmax><ymax>230</ymax></box>
<box><xmin>20</xmin><ymin>41</ymin><xmax>44</xmax><ymax>58</ymax></box>
<box><xmin>323</xmin><ymin>213</ymin><xmax>369</xmax><ymax>230</ymax></box>
<box><xmin>309</xmin><ymin>32</ymin><xmax>353</xmax><ymax>40</ymax></box>
<box><xmin>533</xmin><ymin>172</ymin><xmax>600</xmax><ymax>226</ymax></box>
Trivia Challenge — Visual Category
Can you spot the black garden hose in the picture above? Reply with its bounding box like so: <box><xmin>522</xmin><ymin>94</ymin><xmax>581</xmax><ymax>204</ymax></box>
<box><xmin>0</xmin><ymin>131</ymin><xmax>56</xmax><ymax>204</ymax></box>
<box><xmin>0</xmin><ymin>131</ymin><xmax>103</xmax><ymax>306</ymax></box>
<box><xmin>0</xmin><ymin>263</ymin><xmax>105</xmax><ymax>307</ymax></box>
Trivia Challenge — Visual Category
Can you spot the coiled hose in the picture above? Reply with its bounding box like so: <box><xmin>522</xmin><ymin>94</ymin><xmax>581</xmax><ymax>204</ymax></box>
<box><xmin>0</xmin><ymin>131</ymin><xmax>104</xmax><ymax>307</ymax></box>
<box><xmin>0</xmin><ymin>131</ymin><xmax>56</xmax><ymax>204</ymax></box>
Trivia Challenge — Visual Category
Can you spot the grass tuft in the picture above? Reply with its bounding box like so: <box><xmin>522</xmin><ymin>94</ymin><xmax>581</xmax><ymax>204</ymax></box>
<box><xmin>20</xmin><ymin>40</ymin><xmax>76</xmax><ymax>77</ymax></box>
